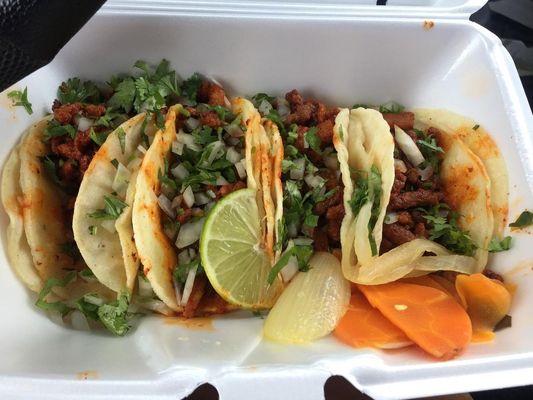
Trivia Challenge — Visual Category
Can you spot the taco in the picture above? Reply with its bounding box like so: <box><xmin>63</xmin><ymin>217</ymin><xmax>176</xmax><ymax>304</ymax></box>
<box><xmin>252</xmin><ymin>90</ymin><xmax>344</xmax><ymax>282</ymax></box>
<box><xmin>333</xmin><ymin>107</ymin><xmax>506</xmax><ymax>284</ymax></box>
<box><xmin>132</xmin><ymin>81</ymin><xmax>277</xmax><ymax>316</ymax></box>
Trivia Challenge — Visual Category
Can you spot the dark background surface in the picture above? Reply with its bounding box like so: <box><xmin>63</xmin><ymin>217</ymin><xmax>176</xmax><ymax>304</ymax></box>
<box><xmin>0</xmin><ymin>0</ymin><xmax>531</xmax><ymax>399</ymax></box>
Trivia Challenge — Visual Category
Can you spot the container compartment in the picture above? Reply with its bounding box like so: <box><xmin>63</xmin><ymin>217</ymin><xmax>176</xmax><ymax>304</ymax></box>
<box><xmin>0</xmin><ymin>8</ymin><xmax>531</xmax><ymax>400</ymax></box>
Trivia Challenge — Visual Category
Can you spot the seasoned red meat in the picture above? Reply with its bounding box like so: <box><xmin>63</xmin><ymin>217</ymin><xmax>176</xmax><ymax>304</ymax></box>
<box><xmin>382</xmin><ymin>112</ymin><xmax>414</xmax><ymax>131</ymax></box>
<box><xmin>388</xmin><ymin>189</ymin><xmax>442</xmax><ymax>211</ymax></box>
<box><xmin>313</xmin><ymin>189</ymin><xmax>343</xmax><ymax>216</ymax></box>
<box><xmin>200</xmin><ymin>111</ymin><xmax>223</xmax><ymax>128</ymax></box>
<box><xmin>383</xmin><ymin>223</ymin><xmax>416</xmax><ymax>246</ymax></box>
<box><xmin>198</xmin><ymin>81</ymin><xmax>226</xmax><ymax>107</ymax></box>
<box><xmin>397</xmin><ymin>211</ymin><xmax>414</xmax><ymax>227</ymax></box>
<box><xmin>313</xmin><ymin>229</ymin><xmax>329</xmax><ymax>252</ymax></box>
<box><xmin>53</xmin><ymin>103</ymin><xmax>82</xmax><ymax>124</ymax></box>
<box><xmin>84</xmin><ymin>104</ymin><xmax>106</xmax><ymax>117</ymax></box>
<box><xmin>316</xmin><ymin>119</ymin><xmax>334</xmax><ymax>145</ymax></box>
<box><xmin>182</xmin><ymin>274</ymin><xmax>207</xmax><ymax>318</ymax></box>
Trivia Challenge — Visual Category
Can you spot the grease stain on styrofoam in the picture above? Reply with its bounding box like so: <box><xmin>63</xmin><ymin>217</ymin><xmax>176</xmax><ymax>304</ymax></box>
<box><xmin>163</xmin><ymin>317</ymin><xmax>214</xmax><ymax>331</ymax></box>
<box><xmin>76</xmin><ymin>370</ymin><xmax>99</xmax><ymax>380</ymax></box>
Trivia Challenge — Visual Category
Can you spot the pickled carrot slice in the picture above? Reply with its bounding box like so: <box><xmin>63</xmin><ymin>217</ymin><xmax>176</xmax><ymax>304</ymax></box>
<box><xmin>455</xmin><ymin>273</ymin><xmax>511</xmax><ymax>343</ymax></box>
<box><xmin>358</xmin><ymin>282</ymin><xmax>472</xmax><ymax>360</ymax></box>
<box><xmin>334</xmin><ymin>291</ymin><xmax>412</xmax><ymax>349</ymax></box>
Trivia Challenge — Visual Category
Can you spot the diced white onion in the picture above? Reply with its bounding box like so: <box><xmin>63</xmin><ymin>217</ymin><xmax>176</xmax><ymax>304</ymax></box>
<box><xmin>277</xmin><ymin>98</ymin><xmax>290</xmax><ymax>118</ymax></box>
<box><xmin>76</xmin><ymin>116</ymin><xmax>94</xmax><ymax>132</ymax></box>
<box><xmin>385</xmin><ymin>212</ymin><xmax>399</xmax><ymax>224</ymax></box>
<box><xmin>137</xmin><ymin>144</ymin><xmax>147</xmax><ymax>154</ymax></box>
<box><xmin>304</xmin><ymin>174</ymin><xmax>324</xmax><ymax>189</ymax></box>
<box><xmin>138</xmin><ymin>276</ymin><xmax>153</xmax><ymax>297</ymax></box>
<box><xmin>216</xmin><ymin>175</ymin><xmax>229</xmax><ymax>186</ymax></box>
<box><xmin>70</xmin><ymin>310</ymin><xmax>91</xmax><ymax>331</ymax></box>
<box><xmin>101</xmin><ymin>219</ymin><xmax>116</xmax><ymax>233</ymax></box>
<box><xmin>112</xmin><ymin>162</ymin><xmax>131</xmax><ymax>198</ymax></box>
<box><xmin>235</xmin><ymin>160</ymin><xmax>247</xmax><ymax>179</ymax></box>
<box><xmin>180</xmin><ymin>265</ymin><xmax>198</xmax><ymax>306</ymax></box>
<box><xmin>205</xmin><ymin>141</ymin><xmax>225</xmax><ymax>166</ymax></box>
<box><xmin>188</xmin><ymin>248</ymin><xmax>197</xmax><ymax>259</ymax></box>
<box><xmin>177</xmin><ymin>131</ymin><xmax>201</xmax><ymax>151</ymax></box>
<box><xmin>417</xmin><ymin>165</ymin><xmax>434</xmax><ymax>181</ymax></box>
<box><xmin>258</xmin><ymin>99</ymin><xmax>273</xmax><ymax>116</ymax></box>
<box><xmin>394</xmin><ymin>158</ymin><xmax>407</xmax><ymax>173</ymax></box>
<box><xmin>206</xmin><ymin>190</ymin><xmax>216</xmax><ymax>199</ymax></box>
<box><xmin>288</xmin><ymin>222</ymin><xmax>298</xmax><ymax>238</ymax></box>
<box><xmin>281</xmin><ymin>257</ymin><xmax>299</xmax><ymax>283</ymax></box>
<box><xmin>158</xmin><ymin>194</ymin><xmax>175</xmax><ymax>218</ymax></box>
<box><xmin>183</xmin><ymin>186</ymin><xmax>195</xmax><ymax>208</ymax></box>
<box><xmin>171</xmin><ymin>195</ymin><xmax>183</xmax><ymax>209</ymax></box>
<box><xmin>83</xmin><ymin>294</ymin><xmax>104</xmax><ymax>306</ymax></box>
<box><xmin>290</xmin><ymin>158</ymin><xmax>306</xmax><ymax>180</ymax></box>
<box><xmin>172</xmin><ymin>140</ymin><xmax>184</xmax><ymax>156</ymax></box>
<box><xmin>185</xmin><ymin>117</ymin><xmax>200</xmax><ymax>131</ymax></box>
<box><xmin>226</xmin><ymin>146</ymin><xmax>242</xmax><ymax>164</ymax></box>
<box><xmin>194</xmin><ymin>192</ymin><xmax>210</xmax><ymax>206</ymax></box>
<box><xmin>394</xmin><ymin>126</ymin><xmax>425</xmax><ymax>167</ymax></box>
<box><xmin>178</xmin><ymin>250</ymin><xmax>191</xmax><ymax>265</ymax></box>
<box><xmin>226</xmin><ymin>135</ymin><xmax>242</xmax><ymax>145</ymax></box>
<box><xmin>171</xmin><ymin>163</ymin><xmax>189</xmax><ymax>180</ymax></box>
<box><xmin>175</xmin><ymin>218</ymin><xmax>205</xmax><ymax>249</ymax></box>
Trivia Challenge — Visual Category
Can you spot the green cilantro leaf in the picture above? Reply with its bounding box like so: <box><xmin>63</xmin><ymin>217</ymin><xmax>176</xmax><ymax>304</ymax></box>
<box><xmin>88</xmin><ymin>225</ymin><xmax>97</xmax><ymax>235</ymax></box>
<box><xmin>305</xmin><ymin>127</ymin><xmax>321</xmax><ymax>153</ymax></box>
<box><xmin>173</xmin><ymin>259</ymin><xmax>202</xmax><ymax>284</ymax></box>
<box><xmin>108</xmin><ymin>78</ymin><xmax>136</xmax><ymax>113</ymax></box>
<box><xmin>473</xmin><ymin>124</ymin><xmax>480</xmax><ymax>130</ymax></box>
<box><xmin>35</xmin><ymin>271</ymin><xmax>77</xmax><ymax>316</ymax></box>
<box><xmin>7</xmin><ymin>87</ymin><xmax>33</xmax><ymax>115</ymax></box>
<box><xmin>488</xmin><ymin>236</ymin><xmax>512</xmax><ymax>252</ymax></box>
<box><xmin>44</xmin><ymin>121</ymin><xmax>77</xmax><ymax>140</ymax></box>
<box><xmin>509</xmin><ymin>210</ymin><xmax>533</xmax><ymax>229</ymax></box>
<box><xmin>97</xmin><ymin>292</ymin><xmax>132</xmax><ymax>336</ymax></box>
<box><xmin>423</xmin><ymin>211</ymin><xmax>477</xmax><ymax>256</ymax></box>
<box><xmin>267</xmin><ymin>244</ymin><xmax>314</xmax><ymax>284</ymax></box>
<box><xmin>89</xmin><ymin>128</ymin><xmax>109</xmax><ymax>146</ymax></box>
<box><xmin>181</xmin><ymin>73</ymin><xmax>203</xmax><ymax>102</ymax></box>
<box><xmin>58</xmin><ymin>78</ymin><xmax>101</xmax><ymax>104</ymax></box>
<box><xmin>87</xmin><ymin>195</ymin><xmax>128</xmax><ymax>220</ymax></box>
<box><xmin>116</xmin><ymin>127</ymin><xmax>126</xmax><ymax>153</ymax></box>
<box><xmin>41</xmin><ymin>156</ymin><xmax>63</xmax><ymax>186</ymax></box>
<box><xmin>379</xmin><ymin>101</ymin><xmax>405</xmax><ymax>113</ymax></box>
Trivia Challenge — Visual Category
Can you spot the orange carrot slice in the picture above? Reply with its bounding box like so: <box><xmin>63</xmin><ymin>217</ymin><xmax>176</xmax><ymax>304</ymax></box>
<box><xmin>402</xmin><ymin>275</ymin><xmax>462</xmax><ymax>304</ymax></box>
<box><xmin>334</xmin><ymin>291</ymin><xmax>412</xmax><ymax>349</ymax></box>
<box><xmin>358</xmin><ymin>282</ymin><xmax>472</xmax><ymax>360</ymax></box>
<box><xmin>455</xmin><ymin>273</ymin><xmax>511</xmax><ymax>343</ymax></box>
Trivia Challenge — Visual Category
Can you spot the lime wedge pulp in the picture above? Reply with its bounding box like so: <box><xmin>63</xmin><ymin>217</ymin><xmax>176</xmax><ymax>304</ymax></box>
<box><xmin>200</xmin><ymin>188</ymin><xmax>283</xmax><ymax>308</ymax></box>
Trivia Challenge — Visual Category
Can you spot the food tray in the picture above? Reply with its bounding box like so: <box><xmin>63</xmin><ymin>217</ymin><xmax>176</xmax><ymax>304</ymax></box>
<box><xmin>0</xmin><ymin>1</ymin><xmax>532</xmax><ymax>399</ymax></box>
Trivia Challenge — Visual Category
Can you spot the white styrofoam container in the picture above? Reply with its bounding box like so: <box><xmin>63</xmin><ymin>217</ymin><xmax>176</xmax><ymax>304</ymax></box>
<box><xmin>0</xmin><ymin>1</ymin><xmax>532</xmax><ymax>399</ymax></box>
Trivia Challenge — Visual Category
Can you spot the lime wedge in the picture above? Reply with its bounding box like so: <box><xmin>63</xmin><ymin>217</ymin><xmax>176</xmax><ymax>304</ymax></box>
<box><xmin>200</xmin><ymin>188</ymin><xmax>283</xmax><ymax>308</ymax></box>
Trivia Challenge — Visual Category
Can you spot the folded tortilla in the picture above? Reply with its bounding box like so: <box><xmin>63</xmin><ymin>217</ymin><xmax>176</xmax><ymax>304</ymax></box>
<box><xmin>334</xmin><ymin>108</ymin><xmax>500</xmax><ymax>285</ymax></box>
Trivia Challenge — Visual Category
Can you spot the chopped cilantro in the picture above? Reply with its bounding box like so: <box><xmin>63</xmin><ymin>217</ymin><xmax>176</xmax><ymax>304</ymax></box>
<box><xmin>7</xmin><ymin>87</ymin><xmax>33</xmax><ymax>114</ymax></box>
<box><xmin>181</xmin><ymin>73</ymin><xmax>203</xmax><ymax>103</ymax></box>
<box><xmin>89</xmin><ymin>127</ymin><xmax>109</xmax><ymax>146</ymax></box>
<box><xmin>41</xmin><ymin>156</ymin><xmax>63</xmax><ymax>186</ymax></box>
<box><xmin>423</xmin><ymin>211</ymin><xmax>477</xmax><ymax>256</ymax></box>
<box><xmin>58</xmin><ymin>78</ymin><xmax>101</xmax><ymax>104</ymax></box>
<box><xmin>110</xmin><ymin>159</ymin><xmax>119</xmax><ymax>168</ymax></box>
<box><xmin>87</xmin><ymin>195</ymin><xmax>128</xmax><ymax>220</ymax></box>
<box><xmin>44</xmin><ymin>121</ymin><xmax>76</xmax><ymax>140</ymax></box>
<box><xmin>97</xmin><ymin>292</ymin><xmax>132</xmax><ymax>336</ymax></box>
<box><xmin>379</xmin><ymin>101</ymin><xmax>404</xmax><ymax>113</ymax></box>
<box><xmin>473</xmin><ymin>124</ymin><xmax>480</xmax><ymax>130</ymax></box>
<box><xmin>488</xmin><ymin>236</ymin><xmax>512</xmax><ymax>252</ymax></box>
<box><xmin>35</xmin><ymin>271</ymin><xmax>77</xmax><ymax>316</ymax></box>
<box><xmin>509</xmin><ymin>210</ymin><xmax>533</xmax><ymax>229</ymax></box>
<box><xmin>116</xmin><ymin>127</ymin><xmax>126</xmax><ymax>153</ymax></box>
<box><xmin>352</xmin><ymin>103</ymin><xmax>370</xmax><ymax>109</ymax></box>
<box><xmin>267</xmin><ymin>243</ymin><xmax>314</xmax><ymax>284</ymax></box>
<box><xmin>251</xmin><ymin>93</ymin><xmax>276</xmax><ymax>106</ymax></box>
<box><xmin>88</xmin><ymin>225</ymin><xmax>97</xmax><ymax>235</ymax></box>
<box><xmin>305</xmin><ymin>127</ymin><xmax>322</xmax><ymax>153</ymax></box>
<box><xmin>173</xmin><ymin>259</ymin><xmax>203</xmax><ymax>284</ymax></box>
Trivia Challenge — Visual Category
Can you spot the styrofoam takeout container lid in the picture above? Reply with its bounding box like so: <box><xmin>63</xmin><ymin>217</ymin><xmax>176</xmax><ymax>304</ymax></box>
<box><xmin>0</xmin><ymin>0</ymin><xmax>532</xmax><ymax>399</ymax></box>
